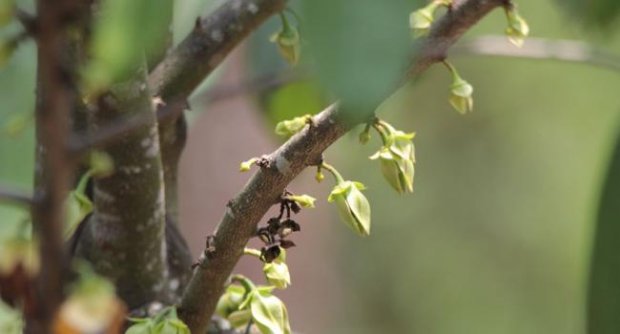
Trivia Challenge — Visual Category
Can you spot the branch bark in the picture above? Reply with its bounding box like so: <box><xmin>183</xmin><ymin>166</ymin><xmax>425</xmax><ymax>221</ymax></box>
<box><xmin>149</xmin><ymin>0</ymin><xmax>287</xmax><ymax>233</ymax></box>
<box><xmin>30</xmin><ymin>0</ymin><xmax>84</xmax><ymax>330</ymax></box>
<box><xmin>74</xmin><ymin>66</ymin><xmax>170</xmax><ymax>309</ymax></box>
<box><xmin>177</xmin><ymin>0</ymin><xmax>507</xmax><ymax>332</ymax></box>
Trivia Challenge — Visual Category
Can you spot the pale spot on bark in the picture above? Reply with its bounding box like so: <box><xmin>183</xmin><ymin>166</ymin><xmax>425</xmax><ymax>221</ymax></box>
<box><xmin>247</xmin><ymin>3</ymin><xmax>258</xmax><ymax>14</ymax></box>
<box><xmin>94</xmin><ymin>187</ymin><xmax>115</xmax><ymax>203</ymax></box>
<box><xmin>275</xmin><ymin>156</ymin><xmax>291</xmax><ymax>174</ymax></box>
<box><xmin>210</xmin><ymin>30</ymin><xmax>224</xmax><ymax>42</ymax></box>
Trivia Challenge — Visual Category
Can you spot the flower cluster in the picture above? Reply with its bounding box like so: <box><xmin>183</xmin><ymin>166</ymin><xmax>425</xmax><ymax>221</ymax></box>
<box><xmin>216</xmin><ymin>276</ymin><xmax>291</xmax><ymax>334</ymax></box>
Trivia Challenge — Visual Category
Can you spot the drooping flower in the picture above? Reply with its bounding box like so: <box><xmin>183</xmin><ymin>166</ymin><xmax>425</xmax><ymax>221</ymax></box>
<box><xmin>327</xmin><ymin>181</ymin><xmax>371</xmax><ymax>237</ymax></box>
<box><xmin>270</xmin><ymin>13</ymin><xmax>301</xmax><ymax>65</ymax></box>
<box><xmin>504</xmin><ymin>6</ymin><xmax>529</xmax><ymax>48</ymax></box>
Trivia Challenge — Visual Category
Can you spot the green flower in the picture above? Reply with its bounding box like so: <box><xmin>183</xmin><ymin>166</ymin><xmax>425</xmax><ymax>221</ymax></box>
<box><xmin>216</xmin><ymin>284</ymin><xmax>247</xmax><ymax>319</ymax></box>
<box><xmin>370</xmin><ymin>145</ymin><xmax>415</xmax><ymax>194</ymax></box>
<box><xmin>270</xmin><ymin>13</ymin><xmax>301</xmax><ymax>66</ymax></box>
<box><xmin>371</xmin><ymin>121</ymin><xmax>416</xmax><ymax>194</ymax></box>
<box><xmin>409</xmin><ymin>0</ymin><xmax>451</xmax><ymax>38</ymax></box>
<box><xmin>285</xmin><ymin>194</ymin><xmax>316</xmax><ymax>208</ymax></box>
<box><xmin>504</xmin><ymin>7</ymin><xmax>529</xmax><ymax>48</ymax></box>
<box><xmin>450</xmin><ymin>76</ymin><xmax>474</xmax><ymax>114</ymax></box>
<box><xmin>327</xmin><ymin>181</ymin><xmax>371</xmax><ymax>237</ymax></box>
<box><xmin>220</xmin><ymin>276</ymin><xmax>292</xmax><ymax>334</ymax></box>
<box><xmin>263</xmin><ymin>250</ymin><xmax>291</xmax><ymax>289</ymax></box>
<box><xmin>274</xmin><ymin>114</ymin><xmax>312</xmax><ymax>137</ymax></box>
<box><xmin>409</xmin><ymin>3</ymin><xmax>438</xmax><ymax>38</ymax></box>
<box><xmin>444</xmin><ymin>62</ymin><xmax>473</xmax><ymax>114</ymax></box>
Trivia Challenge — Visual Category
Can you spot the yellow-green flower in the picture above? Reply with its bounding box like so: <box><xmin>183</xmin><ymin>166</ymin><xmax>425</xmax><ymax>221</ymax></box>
<box><xmin>409</xmin><ymin>0</ymin><xmax>452</xmax><ymax>38</ymax></box>
<box><xmin>371</xmin><ymin>121</ymin><xmax>416</xmax><ymax>194</ymax></box>
<box><xmin>270</xmin><ymin>13</ymin><xmax>301</xmax><ymax>66</ymax></box>
<box><xmin>263</xmin><ymin>249</ymin><xmax>291</xmax><ymax>289</ymax></box>
<box><xmin>444</xmin><ymin>62</ymin><xmax>473</xmax><ymax>114</ymax></box>
<box><xmin>450</xmin><ymin>76</ymin><xmax>474</xmax><ymax>114</ymax></box>
<box><xmin>504</xmin><ymin>7</ymin><xmax>529</xmax><ymax>47</ymax></box>
<box><xmin>409</xmin><ymin>3</ymin><xmax>438</xmax><ymax>38</ymax></box>
<box><xmin>328</xmin><ymin>181</ymin><xmax>371</xmax><ymax>237</ymax></box>
<box><xmin>274</xmin><ymin>114</ymin><xmax>312</xmax><ymax>137</ymax></box>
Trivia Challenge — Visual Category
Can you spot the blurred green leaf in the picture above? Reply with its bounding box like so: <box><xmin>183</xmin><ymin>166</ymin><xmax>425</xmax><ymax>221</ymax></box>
<box><xmin>0</xmin><ymin>300</ymin><xmax>22</xmax><ymax>334</ymax></box>
<box><xmin>555</xmin><ymin>0</ymin><xmax>620</xmax><ymax>29</ymax></box>
<box><xmin>265</xmin><ymin>81</ymin><xmax>325</xmax><ymax>129</ymax></box>
<box><xmin>587</xmin><ymin>125</ymin><xmax>620</xmax><ymax>334</ymax></box>
<box><xmin>301</xmin><ymin>0</ymin><xmax>416</xmax><ymax>115</ymax></box>
<box><xmin>1</xmin><ymin>111</ymin><xmax>33</xmax><ymax>138</ymax></box>
<box><xmin>84</xmin><ymin>0</ymin><xmax>172</xmax><ymax>93</ymax></box>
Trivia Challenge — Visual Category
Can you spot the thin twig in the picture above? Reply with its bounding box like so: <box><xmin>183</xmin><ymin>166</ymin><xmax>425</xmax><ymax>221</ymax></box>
<box><xmin>0</xmin><ymin>185</ymin><xmax>33</xmax><ymax>206</ymax></box>
<box><xmin>451</xmin><ymin>35</ymin><xmax>620</xmax><ymax>73</ymax></box>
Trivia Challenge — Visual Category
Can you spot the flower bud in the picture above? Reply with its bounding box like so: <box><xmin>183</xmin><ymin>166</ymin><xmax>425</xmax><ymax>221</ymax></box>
<box><xmin>409</xmin><ymin>2</ymin><xmax>438</xmax><ymax>38</ymax></box>
<box><xmin>274</xmin><ymin>114</ymin><xmax>311</xmax><ymax>137</ymax></box>
<box><xmin>263</xmin><ymin>250</ymin><xmax>291</xmax><ymax>289</ymax></box>
<box><xmin>315</xmin><ymin>169</ymin><xmax>325</xmax><ymax>183</ymax></box>
<box><xmin>358</xmin><ymin>126</ymin><xmax>371</xmax><ymax>144</ymax></box>
<box><xmin>270</xmin><ymin>13</ymin><xmax>301</xmax><ymax>65</ymax></box>
<box><xmin>89</xmin><ymin>150</ymin><xmax>114</xmax><ymax>178</ymax></box>
<box><xmin>239</xmin><ymin>157</ymin><xmax>258</xmax><ymax>172</ymax></box>
<box><xmin>504</xmin><ymin>6</ymin><xmax>529</xmax><ymax>48</ymax></box>
<box><xmin>450</xmin><ymin>76</ymin><xmax>474</xmax><ymax>114</ymax></box>
<box><xmin>327</xmin><ymin>181</ymin><xmax>371</xmax><ymax>237</ymax></box>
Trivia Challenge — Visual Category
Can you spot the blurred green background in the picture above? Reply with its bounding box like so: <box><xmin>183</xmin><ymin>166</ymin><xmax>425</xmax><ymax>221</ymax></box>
<box><xmin>2</xmin><ymin>0</ymin><xmax>620</xmax><ymax>333</ymax></box>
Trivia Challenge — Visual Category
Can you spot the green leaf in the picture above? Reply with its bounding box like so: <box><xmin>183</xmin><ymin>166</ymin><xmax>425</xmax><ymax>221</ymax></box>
<box><xmin>64</xmin><ymin>190</ymin><xmax>93</xmax><ymax>240</ymax></box>
<box><xmin>0</xmin><ymin>300</ymin><xmax>23</xmax><ymax>334</ymax></box>
<box><xmin>265</xmin><ymin>81</ymin><xmax>325</xmax><ymax>132</ymax></box>
<box><xmin>84</xmin><ymin>0</ymin><xmax>172</xmax><ymax>93</ymax></box>
<box><xmin>556</xmin><ymin>0</ymin><xmax>620</xmax><ymax>29</ymax></box>
<box><xmin>587</xmin><ymin>127</ymin><xmax>620</xmax><ymax>333</ymax></box>
<box><xmin>125</xmin><ymin>321</ymin><xmax>153</xmax><ymax>334</ymax></box>
<box><xmin>250</xmin><ymin>292</ymin><xmax>291</xmax><ymax>334</ymax></box>
<box><xmin>302</xmin><ymin>0</ymin><xmax>415</xmax><ymax>116</ymax></box>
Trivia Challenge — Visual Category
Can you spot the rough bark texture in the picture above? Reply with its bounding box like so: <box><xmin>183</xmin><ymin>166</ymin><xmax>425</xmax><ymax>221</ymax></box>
<box><xmin>75</xmin><ymin>67</ymin><xmax>169</xmax><ymax>309</ymax></box>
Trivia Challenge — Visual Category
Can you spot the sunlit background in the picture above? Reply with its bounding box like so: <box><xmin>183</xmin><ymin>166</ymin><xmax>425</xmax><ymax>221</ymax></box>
<box><xmin>2</xmin><ymin>0</ymin><xmax>620</xmax><ymax>333</ymax></box>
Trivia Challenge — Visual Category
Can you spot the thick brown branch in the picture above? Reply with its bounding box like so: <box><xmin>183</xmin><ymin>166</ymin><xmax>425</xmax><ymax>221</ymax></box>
<box><xmin>177</xmin><ymin>0</ymin><xmax>506</xmax><ymax>332</ymax></box>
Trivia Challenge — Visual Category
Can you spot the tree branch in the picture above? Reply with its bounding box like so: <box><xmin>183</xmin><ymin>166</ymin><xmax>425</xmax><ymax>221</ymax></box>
<box><xmin>177</xmin><ymin>0</ymin><xmax>507</xmax><ymax>332</ymax></box>
<box><xmin>408</xmin><ymin>0</ymin><xmax>508</xmax><ymax>76</ymax></box>
<box><xmin>30</xmin><ymin>0</ymin><xmax>84</xmax><ymax>330</ymax></box>
<box><xmin>74</xmin><ymin>66</ymin><xmax>170</xmax><ymax>310</ymax></box>
<box><xmin>148</xmin><ymin>0</ymin><xmax>287</xmax><ymax>104</ymax></box>
<box><xmin>451</xmin><ymin>35</ymin><xmax>620</xmax><ymax>73</ymax></box>
<box><xmin>0</xmin><ymin>185</ymin><xmax>33</xmax><ymax>206</ymax></box>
